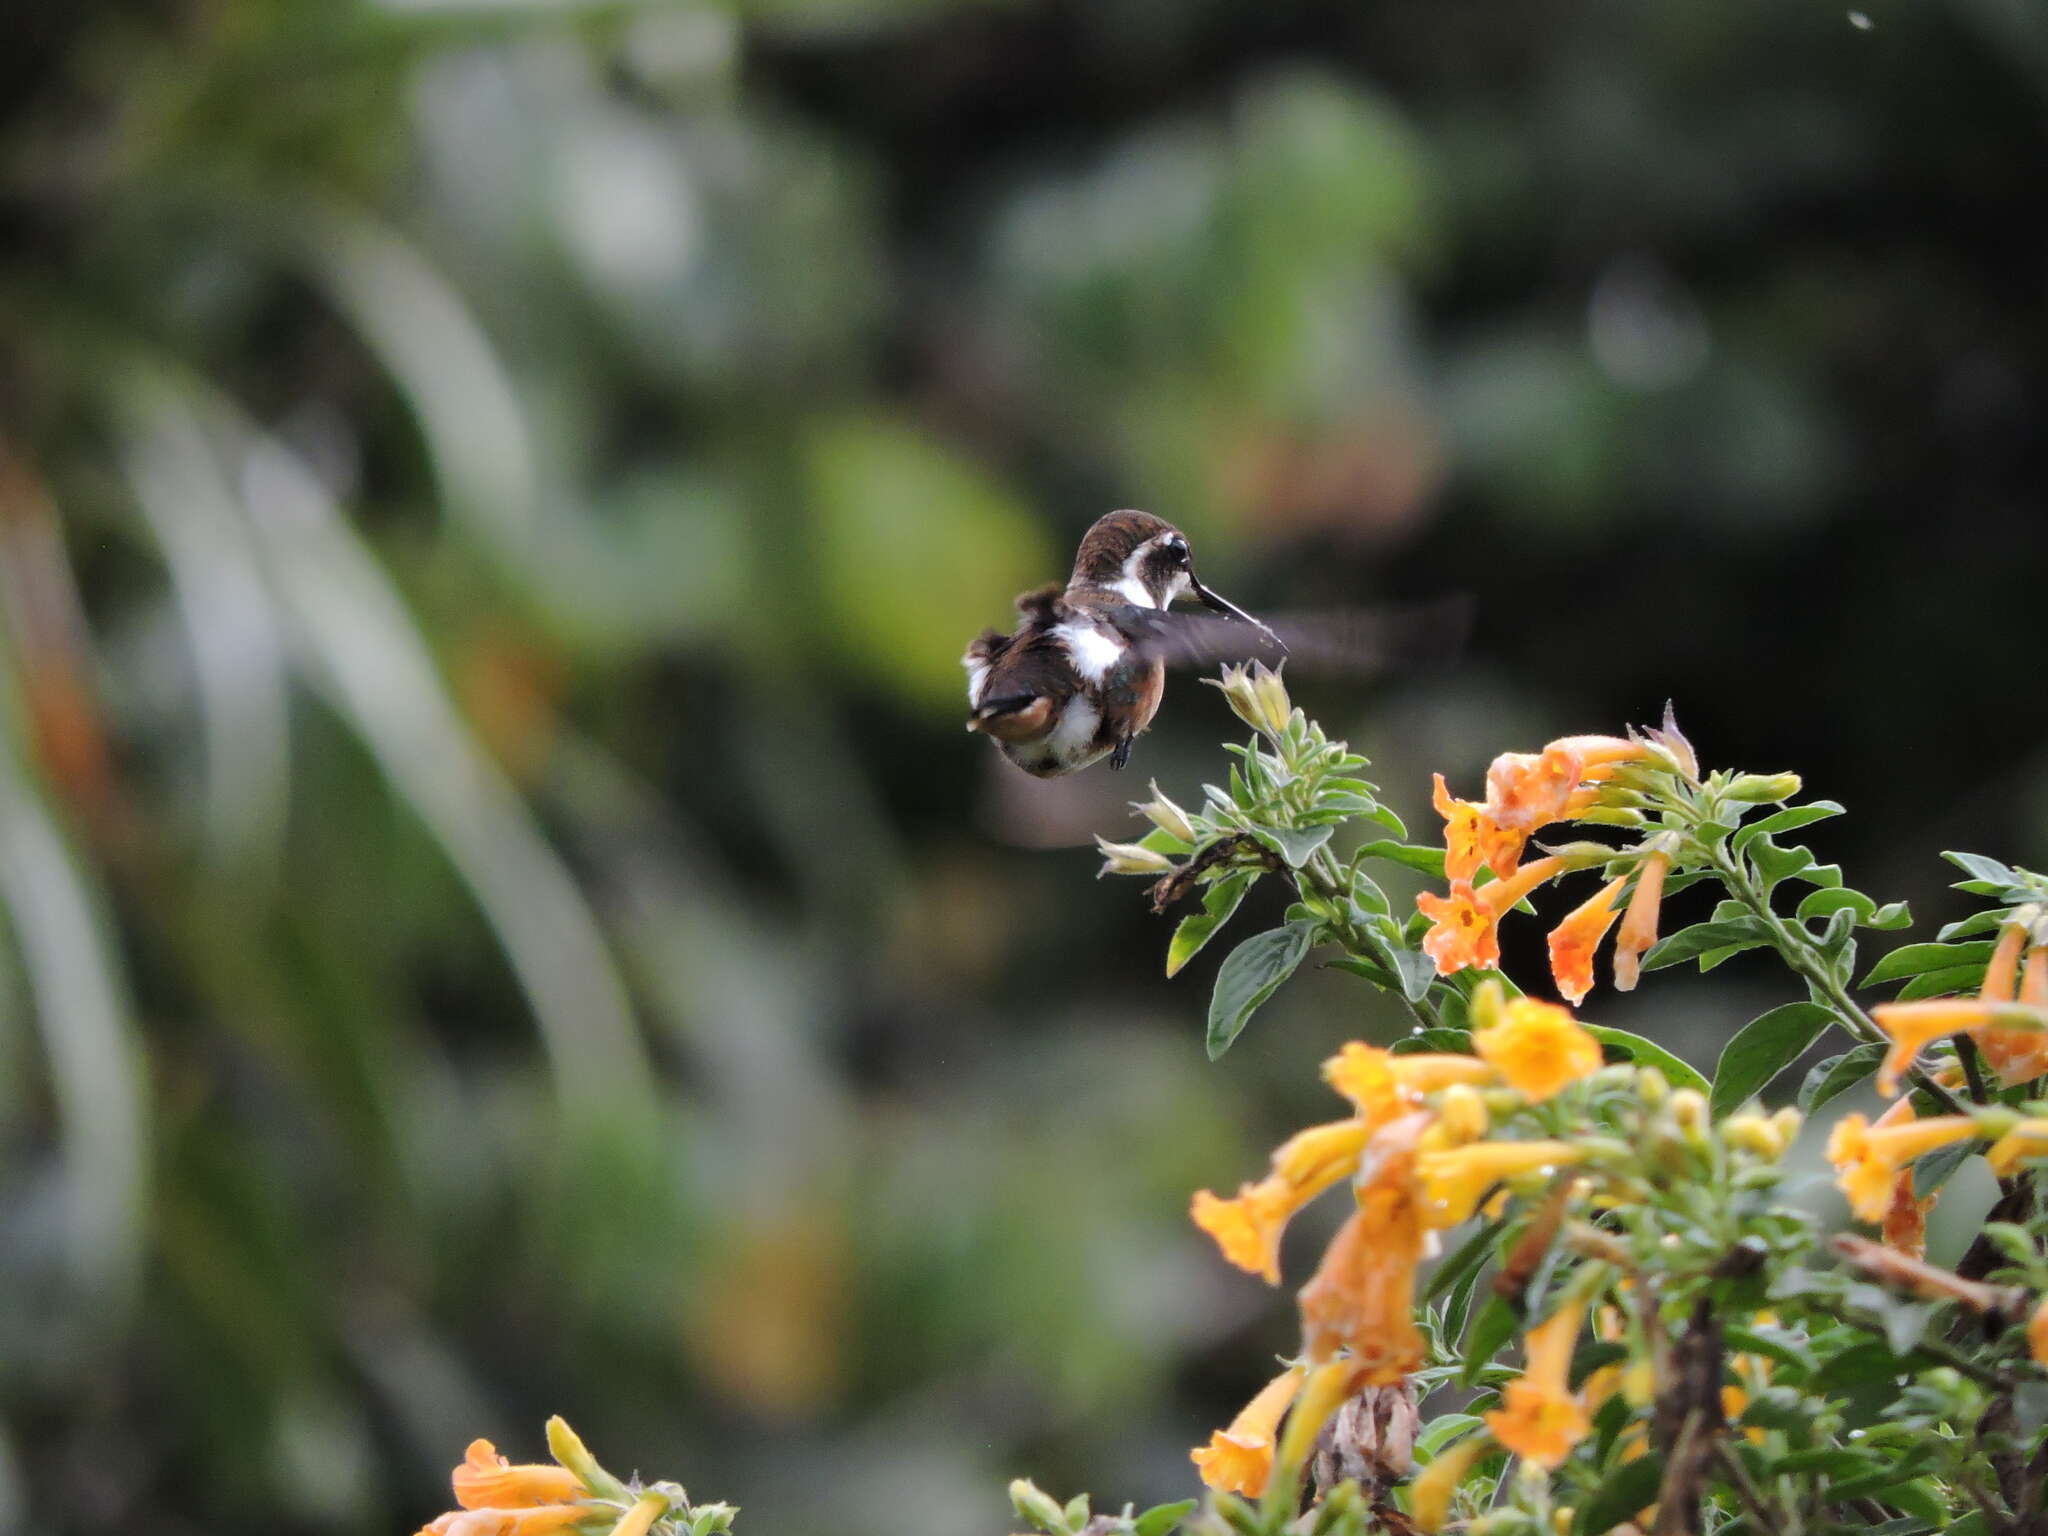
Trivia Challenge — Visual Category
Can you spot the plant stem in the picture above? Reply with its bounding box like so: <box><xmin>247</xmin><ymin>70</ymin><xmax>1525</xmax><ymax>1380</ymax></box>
<box><xmin>1711</xmin><ymin>846</ymin><xmax>1967</xmax><ymax>1117</ymax></box>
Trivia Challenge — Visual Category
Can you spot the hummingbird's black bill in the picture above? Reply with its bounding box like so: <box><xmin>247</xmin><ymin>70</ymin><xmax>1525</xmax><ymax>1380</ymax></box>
<box><xmin>1189</xmin><ymin>574</ymin><xmax>1288</xmax><ymax>654</ymax></box>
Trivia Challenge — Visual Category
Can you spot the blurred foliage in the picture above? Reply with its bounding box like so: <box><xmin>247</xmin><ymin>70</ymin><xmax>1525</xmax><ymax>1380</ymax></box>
<box><xmin>3</xmin><ymin>1</ymin><xmax>2048</xmax><ymax>1534</ymax></box>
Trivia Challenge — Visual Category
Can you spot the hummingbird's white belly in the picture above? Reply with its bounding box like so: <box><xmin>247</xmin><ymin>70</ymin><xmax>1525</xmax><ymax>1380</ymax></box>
<box><xmin>1004</xmin><ymin>694</ymin><xmax>1111</xmax><ymax>776</ymax></box>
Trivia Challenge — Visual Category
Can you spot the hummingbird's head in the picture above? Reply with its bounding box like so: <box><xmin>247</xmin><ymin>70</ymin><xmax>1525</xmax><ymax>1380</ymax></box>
<box><xmin>1073</xmin><ymin>510</ymin><xmax>1285</xmax><ymax>648</ymax></box>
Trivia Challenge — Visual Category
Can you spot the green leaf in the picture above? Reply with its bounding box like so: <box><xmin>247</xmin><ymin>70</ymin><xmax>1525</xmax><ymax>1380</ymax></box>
<box><xmin>1797</xmin><ymin>886</ymin><xmax>1875</xmax><ymax>924</ymax></box>
<box><xmin>1771</xmin><ymin>1447</ymin><xmax>1882</xmax><ymax>1478</ymax></box>
<box><xmin>1711</xmin><ymin>1002</ymin><xmax>1833</xmax><ymax>1117</ymax></box>
<box><xmin>1256</xmin><ymin>822</ymin><xmax>1335</xmax><ymax>869</ymax></box>
<box><xmin>1799</xmin><ymin>1043</ymin><xmax>1885</xmax><ymax>1112</ymax></box>
<box><xmin>1642</xmin><ymin>918</ymin><xmax>1774</xmax><ymax>971</ymax></box>
<box><xmin>1414</xmin><ymin>1415</ymin><xmax>1485</xmax><ymax>1459</ymax></box>
<box><xmin>1939</xmin><ymin>907</ymin><xmax>2014</xmax><ymax>942</ymax></box>
<box><xmin>1461</xmin><ymin>1296</ymin><xmax>1520</xmax><ymax>1387</ymax></box>
<box><xmin>1913</xmin><ymin>1139</ymin><xmax>1975</xmax><ymax>1198</ymax></box>
<box><xmin>1749</xmin><ymin>838</ymin><xmax>1818</xmax><ymax>888</ymax></box>
<box><xmin>1424</xmin><ymin>1218</ymin><xmax>1500</xmax><ymax>1303</ymax></box>
<box><xmin>1897</xmin><ymin>964</ymin><xmax>1988</xmax><ymax>1001</ymax></box>
<box><xmin>1865</xmin><ymin>900</ymin><xmax>1914</xmax><ymax>930</ymax></box>
<box><xmin>1945</xmin><ymin>851</ymin><xmax>2021</xmax><ymax>888</ymax></box>
<box><xmin>1733</xmin><ymin>800</ymin><xmax>1844</xmax><ymax>852</ymax></box>
<box><xmin>1385</xmin><ymin>942</ymin><xmax>1438</xmax><ymax>1002</ymax></box>
<box><xmin>1166</xmin><ymin>873</ymin><xmax>1256</xmax><ymax>978</ymax></box>
<box><xmin>1325</xmin><ymin>953</ymin><xmax>1400</xmax><ymax>990</ymax></box>
<box><xmin>1724</xmin><ymin>1324</ymin><xmax>1816</xmax><ymax>1375</ymax></box>
<box><xmin>1137</xmin><ymin>826</ymin><xmax>1194</xmax><ymax>856</ymax></box>
<box><xmin>1206</xmin><ymin>920</ymin><xmax>1318</xmax><ymax>1059</ymax></box>
<box><xmin>1574</xmin><ymin>1455</ymin><xmax>1664</xmax><ymax>1536</ymax></box>
<box><xmin>1584</xmin><ymin>1025</ymin><xmax>1709</xmax><ymax>1094</ymax></box>
<box><xmin>1133</xmin><ymin>1501</ymin><xmax>1197</xmax><ymax>1536</ymax></box>
<box><xmin>1861</xmin><ymin>940</ymin><xmax>1993</xmax><ymax>987</ymax></box>
<box><xmin>1357</xmin><ymin>839</ymin><xmax>1445</xmax><ymax>877</ymax></box>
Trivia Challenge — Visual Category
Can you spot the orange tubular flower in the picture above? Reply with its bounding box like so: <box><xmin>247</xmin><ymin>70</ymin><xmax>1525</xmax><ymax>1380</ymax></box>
<box><xmin>1826</xmin><ymin>1110</ymin><xmax>1978</xmax><ymax>1223</ymax></box>
<box><xmin>1472</xmin><ymin>998</ymin><xmax>1604</xmax><ymax>1103</ymax></box>
<box><xmin>1485</xmin><ymin>1301</ymin><xmax>1591</xmax><ymax>1468</ymax></box>
<box><xmin>1417</xmin><ymin>856</ymin><xmax>1570</xmax><ymax>977</ymax></box>
<box><xmin>1433</xmin><ymin>773</ymin><xmax>1527</xmax><ymax>881</ymax></box>
<box><xmin>2031</xmin><ymin>1298</ymin><xmax>2048</xmax><ymax>1368</ymax></box>
<box><xmin>1191</xmin><ymin>1119</ymin><xmax>1373</xmax><ymax>1283</ymax></box>
<box><xmin>452</xmin><ymin>1441</ymin><xmax>585</xmax><ymax>1511</ymax></box>
<box><xmin>1299</xmin><ymin>1126</ymin><xmax>1428</xmax><ymax>1380</ymax></box>
<box><xmin>1548</xmin><ymin>875</ymin><xmax>1627</xmax><ymax>1006</ymax></box>
<box><xmin>1979</xmin><ymin>942</ymin><xmax>2048</xmax><ymax>1086</ymax></box>
<box><xmin>1191</xmin><ymin>1365</ymin><xmax>1305</xmax><ymax>1498</ymax></box>
<box><xmin>1610</xmin><ymin>850</ymin><xmax>1672</xmax><ymax>992</ymax></box>
<box><xmin>1484</xmin><ymin>736</ymin><xmax>1646</xmax><ymax>833</ymax></box>
<box><xmin>1321</xmin><ymin>1043</ymin><xmax>1496</xmax><ymax>1126</ymax></box>
<box><xmin>419</xmin><ymin>1513</ymin><xmax>590</xmax><ymax>1536</ymax></box>
<box><xmin>1415</xmin><ymin>1140</ymin><xmax>1584</xmax><ymax>1228</ymax></box>
<box><xmin>1881</xmin><ymin>1173</ymin><xmax>1931</xmax><ymax>1258</ymax></box>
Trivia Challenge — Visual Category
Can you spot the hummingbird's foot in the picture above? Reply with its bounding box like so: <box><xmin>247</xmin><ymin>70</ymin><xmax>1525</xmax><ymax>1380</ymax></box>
<box><xmin>1110</xmin><ymin>737</ymin><xmax>1134</xmax><ymax>771</ymax></box>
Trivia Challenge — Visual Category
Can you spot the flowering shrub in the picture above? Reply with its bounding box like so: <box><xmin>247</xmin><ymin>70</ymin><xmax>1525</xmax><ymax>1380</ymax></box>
<box><xmin>1019</xmin><ymin>665</ymin><xmax>2048</xmax><ymax>1536</ymax></box>
<box><xmin>412</xmin><ymin>1419</ymin><xmax>735</xmax><ymax>1536</ymax></box>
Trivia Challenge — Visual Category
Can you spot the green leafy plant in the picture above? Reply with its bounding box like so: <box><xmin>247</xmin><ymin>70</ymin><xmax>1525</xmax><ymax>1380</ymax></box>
<box><xmin>1023</xmin><ymin>666</ymin><xmax>2048</xmax><ymax>1536</ymax></box>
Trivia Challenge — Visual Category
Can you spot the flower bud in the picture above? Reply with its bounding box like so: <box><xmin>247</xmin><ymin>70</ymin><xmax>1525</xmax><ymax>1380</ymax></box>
<box><xmin>1251</xmin><ymin>663</ymin><xmax>1294</xmax><ymax>738</ymax></box>
<box><xmin>1205</xmin><ymin>663</ymin><xmax>1267</xmax><ymax>733</ymax></box>
<box><xmin>1670</xmin><ymin>1089</ymin><xmax>1710</xmax><ymax>1142</ymax></box>
<box><xmin>1727</xmin><ymin>772</ymin><xmax>1803</xmax><ymax>804</ymax></box>
<box><xmin>1722</xmin><ymin>1110</ymin><xmax>1784</xmax><ymax>1160</ymax></box>
<box><xmin>1770</xmin><ymin>1106</ymin><xmax>1803</xmax><ymax>1146</ymax></box>
<box><xmin>1467</xmin><ymin>977</ymin><xmax>1508</xmax><ymax>1034</ymax></box>
<box><xmin>1436</xmin><ymin>1084</ymin><xmax>1490</xmax><ymax>1145</ymax></box>
<box><xmin>1635</xmin><ymin>1066</ymin><xmax>1669</xmax><ymax>1108</ymax></box>
<box><xmin>1136</xmin><ymin>781</ymin><xmax>1197</xmax><ymax>844</ymax></box>
<box><xmin>1093</xmin><ymin>836</ymin><xmax>1173</xmax><ymax>877</ymax></box>
<box><xmin>1008</xmin><ymin>1479</ymin><xmax>1067</xmax><ymax>1533</ymax></box>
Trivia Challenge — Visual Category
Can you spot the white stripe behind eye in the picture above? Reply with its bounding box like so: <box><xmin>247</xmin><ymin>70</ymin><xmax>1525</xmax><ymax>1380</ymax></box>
<box><xmin>963</xmin><ymin>657</ymin><xmax>989</xmax><ymax>705</ymax></box>
<box><xmin>1115</xmin><ymin>545</ymin><xmax>1157</xmax><ymax>608</ymax></box>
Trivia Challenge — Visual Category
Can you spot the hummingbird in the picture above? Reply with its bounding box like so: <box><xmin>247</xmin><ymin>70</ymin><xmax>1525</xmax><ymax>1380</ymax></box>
<box><xmin>962</xmin><ymin>510</ymin><xmax>1290</xmax><ymax>778</ymax></box>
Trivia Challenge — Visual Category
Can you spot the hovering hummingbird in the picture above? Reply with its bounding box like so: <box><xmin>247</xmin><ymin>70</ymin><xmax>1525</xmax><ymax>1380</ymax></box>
<box><xmin>961</xmin><ymin>510</ymin><xmax>1292</xmax><ymax>778</ymax></box>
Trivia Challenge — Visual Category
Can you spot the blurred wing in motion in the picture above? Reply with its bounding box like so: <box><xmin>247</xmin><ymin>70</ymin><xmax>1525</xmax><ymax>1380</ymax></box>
<box><xmin>1121</xmin><ymin>597</ymin><xmax>1473</xmax><ymax>677</ymax></box>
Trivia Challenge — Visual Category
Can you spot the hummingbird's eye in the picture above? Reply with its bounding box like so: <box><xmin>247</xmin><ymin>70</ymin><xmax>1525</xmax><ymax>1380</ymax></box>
<box><xmin>1163</xmin><ymin>537</ymin><xmax>1189</xmax><ymax>564</ymax></box>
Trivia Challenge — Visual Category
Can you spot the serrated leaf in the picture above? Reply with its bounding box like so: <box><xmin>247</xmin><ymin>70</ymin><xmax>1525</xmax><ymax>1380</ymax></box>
<box><xmin>1255</xmin><ymin>823</ymin><xmax>1335</xmax><ymax>869</ymax></box>
<box><xmin>1133</xmin><ymin>1501</ymin><xmax>1197</xmax><ymax>1536</ymax></box>
<box><xmin>1358</xmin><ymin>840</ymin><xmax>1445</xmax><ymax>877</ymax></box>
<box><xmin>1861</xmin><ymin>940</ymin><xmax>1994</xmax><ymax>987</ymax></box>
<box><xmin>1800</xmin><ymin>1043</ymin><xmax>1885</xmax><ymax>1111</ymax></box>
<box><xmin>1734</xmin><ymin>800</ymin><xmax>1845</xmax><ymax>852</ymax></box>
<box><xmin>1166</xmin><ymin>873</ymin><xmax>1256</xmax><ymax>978</ymax></box>
<box><xmin>1584</xmin><ymin>1025</ymin><xmax>1709</xmax><ymax>1094</ymax></box>
<box><xmin>1642</xmin><ymin>918</ymin><xmax>1775</xmax><ymax>971</ymax></box>
<box><xmin>1711</xmin><ymin>1001</ymin><xmax>1834</xmax><ymax>1117</ymax></box>
<box><xmin>1205</xmin><ymin>920</ymin><xmax>1317</xmax><ymax>1059</ymax></box>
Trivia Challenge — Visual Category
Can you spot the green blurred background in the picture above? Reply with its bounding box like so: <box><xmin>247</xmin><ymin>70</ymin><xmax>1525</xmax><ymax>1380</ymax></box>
<box><xmin>3</xmin><ymin>1</ymin><xmax>2048</xmax><ymax>1531</ymax></box>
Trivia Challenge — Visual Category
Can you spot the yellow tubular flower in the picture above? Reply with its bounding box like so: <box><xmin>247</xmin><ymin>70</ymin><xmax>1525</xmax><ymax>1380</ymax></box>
<box><xmin>1298</xmin><ymin>1167</ymin><xmax>1427</xmax><ymax>1381</ymax></box>
<box><xmin>2031</xmin><ymin>1298</ymin><xmax>2048</xmax><ymax>1367</ymax></box>
<box><xmin>1417</xmin><ymin>856</ymin><xmax>1571</xmax><ymax>977</ymax></box>
<box><xmin>1610</xmin><ymin>850</ymin><xmax>1672</xmax><ymax>992</ymax></box>
<box><xmin>1985</xmin><ymin>1119</ymin><xmax>2048</xmax><ymax>1177</ymax></box>
<box><xmin>1424</xmin><ymin>1084</ymin><xmax>1491</xmax><ymax>1150</ymax></box>
<box><xmin>1867</xmin><ymin>999</ymin><xmax>2048</xmax><ymax>1096</ymax></box>
<box><xmin>1416</xmin><ymin>1140</ymin><xmax>1585</xmax><ymax>1228</ymax></box>
<box><xmin>1191</xmin><ymin>1365</ymin><xmax>1305</xmax><ymax>1498</ymax></box>
<box><xmin>1982</xmin><ymin>921</ymin><xmax>2028</xmax><ymax>1002</ymax></box>
<box><xmin>1826</xmin><ymin>1111</ymin><xmax>1978</xmax><ymax>1222</ymax></box>
<box><xmin>1321</xmin><ymin>1044</ymin><xmax>1496</xmax><ymax>1126</ymax></box>
<box><xmin>1485</xmin><ymin>1301</ymin><xmax>1591</xmax><ymax>1469</ymax></box>
<box><xmin>1271</xmin><ymin>1359</ymin><xmax>1370</xmax><ymax>1494</ymax></box>
<box><xmin>1191</xmin><ymin>1119</ymin><xmax>1372</xmax><ymax>1283</ymax></box>
<box><xmin>1547</xmin><ymin>875</ymin><xmax>1627</xmax><ymax>1006</ymax></box>
<box><xmin>1472</xmin><ymin>999</ymin><xmax>1604</xmax><ymax>1103</ymax></box>
<box><xmin>1407</xmin><ymin>1433</ymin><xmax>1496</xmax><ymax>1534</ymax></box>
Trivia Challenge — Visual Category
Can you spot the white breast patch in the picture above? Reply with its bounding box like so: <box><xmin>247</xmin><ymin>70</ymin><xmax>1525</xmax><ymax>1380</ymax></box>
<box><xmin>1053</xmin><ymin>621</ymin><xmax>1125</xmax><ymax>685</ymax></box>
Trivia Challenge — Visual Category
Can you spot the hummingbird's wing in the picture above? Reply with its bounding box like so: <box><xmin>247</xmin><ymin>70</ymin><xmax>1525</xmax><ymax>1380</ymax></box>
<box><xmin>1116</xmin><ymin>598</ymin><xmax>1472</xmax><ymax>675</ymax></box>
